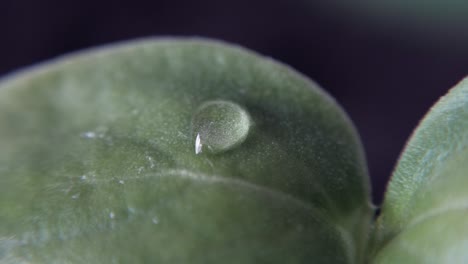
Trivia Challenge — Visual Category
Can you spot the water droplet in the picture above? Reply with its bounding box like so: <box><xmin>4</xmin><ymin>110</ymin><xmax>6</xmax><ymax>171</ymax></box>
<box><xmin>80</xmin><ymin>175</ymin><xmax>87</xmax><ymax>180</ymax></box>
<box><xmin>152</xmin><ymin>216</ymin><xmax>159</xmax><ymax>224</ymax></box>
<box><xmin>137</xmin><ymin>167</ymin><xmax>144</xmax><ymax>174</ymax></box>
<box><xmin>118</xmin><ymin>180</ymin><xmax>125</xmax><ymax>185</ymax></box>
<box><xmin>109</xmin><ymin>212</ymin><xmax>115</xmax><ymax>219</ymax></box>
<box><xmin>192</xmin><ymin>100</ymin><xmax>251</xmax><ymax>154</ymax></box>
<box><xmin>71</xmin><ymin>193</ymin><xmax>80</xmax><ymax>200</ymax></box>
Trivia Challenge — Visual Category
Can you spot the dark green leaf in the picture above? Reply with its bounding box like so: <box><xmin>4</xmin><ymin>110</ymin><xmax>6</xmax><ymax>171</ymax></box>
<box><xmin>0</xmin><ymin>38</ymin><xmax>371</xmax><ymax>263</ymax></box>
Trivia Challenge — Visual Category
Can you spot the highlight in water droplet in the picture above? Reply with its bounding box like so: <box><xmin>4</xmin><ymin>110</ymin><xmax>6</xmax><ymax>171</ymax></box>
<box><xmin>195</xmin><ymin>133</ymin><xmax>203</xmax><ymax>154</ymax></box>
<box><xmin>192</xmin><ymin>100</ymin><xmax>252</xmax><ymax>154</ymax></box>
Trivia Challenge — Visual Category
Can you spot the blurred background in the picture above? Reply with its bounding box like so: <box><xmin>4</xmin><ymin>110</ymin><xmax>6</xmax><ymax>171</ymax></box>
<box><xmin>1</xmin><ymin>0</ymin><xmax>468</xmax><ymax>204</ymax></box>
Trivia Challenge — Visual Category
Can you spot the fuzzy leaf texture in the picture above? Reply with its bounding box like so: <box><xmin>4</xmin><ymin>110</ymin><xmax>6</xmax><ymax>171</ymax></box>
<box><xmin>0</xmin><ymin>38</ymin><xmax>372</xmax><ymax>264</ymax></box>
<box><xmin>375</xmin><ymin>78</ymin><xmax>468</xmax><ymax>263</ymax></box>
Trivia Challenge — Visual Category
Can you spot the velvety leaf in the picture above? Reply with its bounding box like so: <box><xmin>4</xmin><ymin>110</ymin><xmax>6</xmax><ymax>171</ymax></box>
<box><xmin>0</xmin><ymin>38</ymin><xmax>371</xmax><ymax>263</ymax></box>
<box><xmin>375</xmin><ymin>77</ymin><xmax>468</xmax><ymax>260</ymax></box>
<box><xmin>374</xmin><ymin>211</ymin><xmax>468</xmax><ymax>263</ymax></box>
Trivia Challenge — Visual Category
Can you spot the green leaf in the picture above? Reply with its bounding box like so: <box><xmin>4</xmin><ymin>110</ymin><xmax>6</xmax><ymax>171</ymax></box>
<box><xmin>374</xmin><ymin>210</ymin><xmax>468</xmax><ymax>263</ymax></box>
<box><xmin>375</xmin><ymin>77</ymin><xmax>468</xmax><ymax>262</ymax></box>
<box><xmin>0</xmin><ymin>38</ymin><xmax>371</xmax><ymax>263</ymax></box>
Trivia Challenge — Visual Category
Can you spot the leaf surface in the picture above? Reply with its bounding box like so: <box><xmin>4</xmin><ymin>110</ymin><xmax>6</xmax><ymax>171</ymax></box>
<box><xmin>0</xmin><ymin>38</ymin><xmax>371</xmax><ymax>263</ymax></box>
<box><xmin>375</xmin><ymin>77</ymin><xmax>468</xmax><ymax>262</ymax></box>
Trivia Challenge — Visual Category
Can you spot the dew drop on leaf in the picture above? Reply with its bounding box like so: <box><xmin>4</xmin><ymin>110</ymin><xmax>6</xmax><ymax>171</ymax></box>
<box><xmin>191</xmin><ymin>100</ymin><xmax>251</xmax><ymax>154</ymax></box>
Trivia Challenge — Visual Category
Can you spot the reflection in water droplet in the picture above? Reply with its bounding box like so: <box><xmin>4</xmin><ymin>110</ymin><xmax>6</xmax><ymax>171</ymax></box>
<box><xmin>192</xmin><ymin>100</ymin><xmax>251</xmax><ymax>154</ymax></box>
<box><xmin>152</xmin><ymin>216</ymin><xmax>159</xmax><ymax>224</ymax></box>
<box><xmin>195</xmin><ymin>133</ymin><xmax>203</xmax><ymax>154</ymax></box>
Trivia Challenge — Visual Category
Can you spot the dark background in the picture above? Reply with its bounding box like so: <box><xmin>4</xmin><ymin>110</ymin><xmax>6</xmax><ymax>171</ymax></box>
<box><xmin>1</xmin><ymin>0</ymin><xmax>468</xmax><ymax>204</ymax></box>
